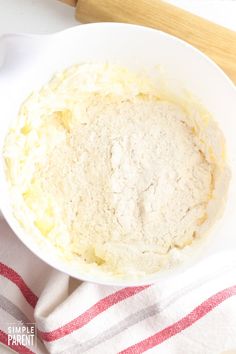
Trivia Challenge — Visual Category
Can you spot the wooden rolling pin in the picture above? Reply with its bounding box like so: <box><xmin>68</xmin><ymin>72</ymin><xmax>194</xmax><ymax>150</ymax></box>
<box><xmin>60</xmin><ymin>0</ymin><xmax>236</xmax><ymax>84</ymax></box>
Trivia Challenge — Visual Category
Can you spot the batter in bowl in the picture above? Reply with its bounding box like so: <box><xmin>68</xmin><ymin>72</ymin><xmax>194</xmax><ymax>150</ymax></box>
<box><xmin>3</xmin><ymin>63</ymin><xmax>229</xmax><ymax>277</ymax></box>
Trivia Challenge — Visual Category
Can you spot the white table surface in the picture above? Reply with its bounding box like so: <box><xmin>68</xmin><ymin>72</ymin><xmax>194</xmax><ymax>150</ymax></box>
<box><xmin>0</xmin><ymin>0</ymin><xmax>235</xmax><ymax>35</ymax></box>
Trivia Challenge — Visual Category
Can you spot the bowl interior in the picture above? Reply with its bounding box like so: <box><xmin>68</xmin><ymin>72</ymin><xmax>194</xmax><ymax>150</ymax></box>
<box><xmin>0</xmin><ymin>23</ymin><xmax>236</xmax><ymax>286</ymax></box>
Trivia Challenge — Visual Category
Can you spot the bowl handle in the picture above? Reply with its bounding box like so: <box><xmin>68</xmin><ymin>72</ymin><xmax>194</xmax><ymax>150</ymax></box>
<box><xmin>0</xmin><ymin>34</ymin><xmax>48</xmax><ymax>75</ymax></box>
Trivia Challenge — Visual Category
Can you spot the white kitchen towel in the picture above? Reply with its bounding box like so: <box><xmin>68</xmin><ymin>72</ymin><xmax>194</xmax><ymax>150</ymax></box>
<box><xmin>0</xmin><ymin>217</ymin><xmax>236</xmax><ymax>354</ymax></box>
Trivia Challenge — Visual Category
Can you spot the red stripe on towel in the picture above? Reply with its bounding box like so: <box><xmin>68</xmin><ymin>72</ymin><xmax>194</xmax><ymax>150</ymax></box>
<box><xmin>39</xmin><ymin>285</ymin><xmax>149</xmax><ymax>342</ymax></box>
<box><xmin>0</xmin><ymin>262</ymin><xmax>38</xmax><ymax>308</ymax></box>
<box><xmin>120</xmin><ymin>284</ymin><xmax>236</xmax><ymax>354</ymax></box>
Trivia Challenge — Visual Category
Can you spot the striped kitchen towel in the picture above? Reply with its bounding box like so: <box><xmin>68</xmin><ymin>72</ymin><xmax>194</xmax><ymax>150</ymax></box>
<box><xmin>0</xmin><ymin>217</ymin><xmax>236</xmax><ymax>354</ymax></box>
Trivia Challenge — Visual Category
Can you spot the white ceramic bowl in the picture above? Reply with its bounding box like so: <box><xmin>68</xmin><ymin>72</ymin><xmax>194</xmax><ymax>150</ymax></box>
<box><xmin>0</xmin><ymin>23</ymin><xmax>236</xmax><ymax>286</ymax></box>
